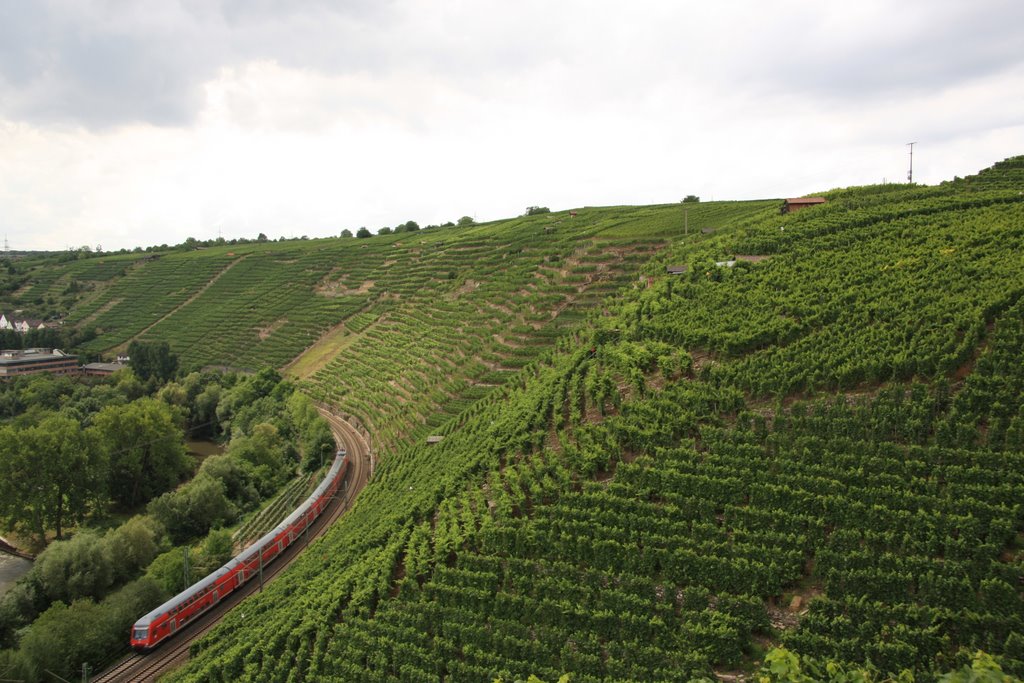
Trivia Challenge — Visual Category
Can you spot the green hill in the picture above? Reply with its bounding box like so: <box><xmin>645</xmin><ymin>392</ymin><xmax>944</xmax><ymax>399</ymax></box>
<box><xmin>10</xmin><ymin>157</ymin><xmax>1024</xmax><ymax>680</ymax></box>
<box><xmin>19</xmin><ymin>201</ymin><xmax>772</xmax><ymax>455</ymax></box>
<box><xmin>162</xmin><ymin>156</ymin><xmax>1024</xmax><ymax>681</ymax></box>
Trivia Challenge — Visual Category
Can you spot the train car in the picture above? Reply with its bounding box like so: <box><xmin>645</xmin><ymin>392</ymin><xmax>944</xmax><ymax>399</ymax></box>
<box><xmin>130</xmin><ymin>450</ymin><xmax>349</xmax><ymax>651</ymax></box>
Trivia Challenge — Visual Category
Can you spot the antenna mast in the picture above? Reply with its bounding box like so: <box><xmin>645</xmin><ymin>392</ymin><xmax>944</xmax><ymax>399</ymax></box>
<box><xmin>906</xmin><ymin>142</ymin><xmax>917</xmax><ymax>183</ymax></box>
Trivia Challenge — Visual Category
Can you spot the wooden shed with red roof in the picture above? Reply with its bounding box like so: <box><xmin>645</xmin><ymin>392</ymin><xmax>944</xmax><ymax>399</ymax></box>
<box><xmin>781</xmin><ymin>197</ymin><xmax>827</xmax><ymax>214</ymax></box>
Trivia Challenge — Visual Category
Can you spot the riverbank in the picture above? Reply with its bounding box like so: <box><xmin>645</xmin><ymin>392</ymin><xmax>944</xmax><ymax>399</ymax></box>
<box><xmin>0</xmin><ymin>553</ymin><xmax>32</xmax><ymax>597</ymax></box>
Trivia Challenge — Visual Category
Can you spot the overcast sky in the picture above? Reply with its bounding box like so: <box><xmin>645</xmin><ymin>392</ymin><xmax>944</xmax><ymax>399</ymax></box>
<box><xmin>1</xmin><ymin>0</ymin><xmax>1022</xmax><ymax>251</ymax></box>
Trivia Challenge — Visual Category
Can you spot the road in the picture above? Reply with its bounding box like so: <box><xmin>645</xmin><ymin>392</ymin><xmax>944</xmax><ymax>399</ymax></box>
<box><xmin>93</xmin><ymin>410</ymin><xmax>371</xmax><ymax>683</ymax></box>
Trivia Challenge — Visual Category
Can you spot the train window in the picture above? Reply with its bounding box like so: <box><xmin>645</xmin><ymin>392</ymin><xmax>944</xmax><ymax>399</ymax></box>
<box><xmin>133</xmin><ymin>628</ymin><xmax>148</xmax><ymax>640</ymax></box>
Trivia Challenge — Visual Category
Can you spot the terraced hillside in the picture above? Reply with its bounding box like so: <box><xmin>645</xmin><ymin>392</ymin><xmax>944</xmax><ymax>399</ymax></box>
<box><xmin>49</xmin><ymin>201</ymin><xmax>770</xmax><ymax>454</ymax></box>
<box><xmin>166</xmin><ymin>156</ymin><xmax>1024</xmax><ymax>681</ymax></box>
<box><xmin>0</xmin><ymin>251</ymin><xmax>141</xmax><ymax>324</ymax></box>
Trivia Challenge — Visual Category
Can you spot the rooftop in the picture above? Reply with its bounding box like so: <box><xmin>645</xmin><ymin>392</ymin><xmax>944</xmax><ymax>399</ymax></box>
<box><xmin>0</xmin><ymin>348</ymin><xmax>72</xmax><ymax>360</ymax></box>
<box><xmin>83</xmin><ymin>362</ymin><xmax>128</xmax><ymax>373</ymax></box>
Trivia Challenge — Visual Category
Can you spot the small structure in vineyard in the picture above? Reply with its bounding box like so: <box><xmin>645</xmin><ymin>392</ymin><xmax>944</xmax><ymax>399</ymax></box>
<box><xmin>781</xmin><ymin>197</ymin><xmax>827</xmax><ymax>214</ymax></box>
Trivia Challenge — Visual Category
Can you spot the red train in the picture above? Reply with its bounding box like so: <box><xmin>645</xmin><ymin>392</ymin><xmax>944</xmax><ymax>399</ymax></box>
<box><xmin>130</xmin><ymin>450</ymin><xmax>349</xmax><ymax>651</ymax></box>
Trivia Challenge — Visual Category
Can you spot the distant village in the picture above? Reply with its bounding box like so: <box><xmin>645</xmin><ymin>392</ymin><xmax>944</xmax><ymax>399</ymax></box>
<box><xmin>0</xmin><ymin>313</ymin><xmax>50</xmax><ymax>334</ymax></box>
<box><xmin>0</xmin><ymin>312</ymin><xmax>126</xmax><ymax>379</ymax></box>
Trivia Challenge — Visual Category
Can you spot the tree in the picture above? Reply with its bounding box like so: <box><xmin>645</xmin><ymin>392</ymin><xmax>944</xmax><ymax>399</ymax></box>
<box><xmin>682</xmin><ymin>194</ymin><xmax>700</xmax><ymax>203</ymax></box>
<box><xmin>192</xmin><ymin>382</ymin><xmax>223</xmax><ymax>437</ymax></box>
<box><xmin>157</xmin><ymin>381</ymin><xmax>188</xmax><ymax>410</ymax></box>
<box><xmin>23</xmin><ymin>326</ymin><xmax>61</xmax><ymax>348</ymax></box>
<box><xmin>18</xmin><ymin>599</ymin><xmax>112</xmax><ymax>681</ymax></box>
<box><xmin>525</xmin><ymin>206</ymin><xmax>550</xmax><ymax>215</ymax></box>
<box><xmin>0</xmin><ymin>575</ymin><xmax>45</xmax><ymax>647</ymax></box>
<box><xmin>0</xmin><ymin>328</ymin><xmax>21</xmax><ymax>350</ymax></box>
<box><xmin>146</xmin><ymin>546</ymin><xmax>191</xmax><ymax>594</ymax></box>
<box><xmin>229</xmin><ymin>422</ymin><xmax>287</xmax><ymax>471</ymax></box>
<box><xmin>230</xmin><ymin>395</ymin><xmax>283</xmax><ymax>436</ymax></box>
<box><xmin>147</xmin><ymin>474</ymin><xmax>235</xmax><ymax>543</ymax></box>
<box><xmin>0</xmin><ymin>415</ymin><xmax>106</xmax><ymax>544</ymax></box>
<box><xmin>257</xmin><ymin>232</ymin><xmax>269</xmax><ymax>242</ymax></box>
<box><xmin>214</xmin><ymin>367</ymin><xmax>282</xmax><ymax>436</ymax></box>
<box><xmin>356</xmin><ymin>227</ymin><xmax>372</xmax><ymax>238</ymax></box>
<box><xmin>34</xmin><ymin>530</ymin><xmax>114</xmax><ymax>602</ymax></box>
<box><xmin>127</xmin><ymin>340</ymin><xmax>179</xmax><ymax>383</ymax></box>
<box><xmin>286</xmin><ymin>391</ymin><xmax>320</xmax><ymax>431</ymax></box>
<box><xmin>378</xmin><ymin>226</ymin><xmax>393</xmax><ymax>235</ymax></box>
<box><xmin>340</xmin><ymin>228</ymin><xmax>353</xmax><ymax>238</ymax></box>
<box><xmin>301</xmin><ymin>419</ymin><xmax>336</xmax><ymax>472</ymax></box>
<box><xmin>90</xmin><ymin>399</ymin><xmax>190</xmax><ymax>509</ymax></box>
<box><xmin>198</xmin><ymin>454</ymin><xmax>259</xmax><ymax>507</ymax></box>
<box><xmin>0</xmin><ymin>650</ymin><xmax>29</xmax><ymax>682</ymax></box>
<box><xmin>457</xmin><ymin>216</ymin><xmax>475</xmax><ymax>226</ymax></box>
<box><xmin>18</xmin><ymin>578</ymin><xmax>164</xmax><ymax>683</ymax></box>
<box><xmin>104</xmin><ymin>515</ymin><xmax>165</xmax><ymax>583</ymax></box>
<box><xmin>114</xmin><ymin>368</ymin><xmax>146</xmax><ymax>401</ymax></box>
<box><xmin>192</xmin><ymin>528</ymin><xmax>234</xmax><ymax>575</ymax></box>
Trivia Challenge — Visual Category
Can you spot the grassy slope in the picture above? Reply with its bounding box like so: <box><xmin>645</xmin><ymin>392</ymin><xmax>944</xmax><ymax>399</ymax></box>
<box><xmin>163</xmin><ymin>156</ymin><xmax>1024</xmax><ymax>681</ymax></box>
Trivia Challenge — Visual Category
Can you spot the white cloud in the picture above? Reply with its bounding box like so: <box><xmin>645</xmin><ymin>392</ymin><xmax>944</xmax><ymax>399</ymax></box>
<box><xmin>0</xmin><ymin>1</ymin><xmax>1022</xmax><ymax>250</ymax></box>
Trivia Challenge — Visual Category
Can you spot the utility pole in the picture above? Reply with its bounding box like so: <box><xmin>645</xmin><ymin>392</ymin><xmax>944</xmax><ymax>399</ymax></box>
<box><xmin>183</xmin><ymin>547</ymin><xmax>190</xmax><ymax>592</ymax></box>
<box><xmin>81</xmin><ymin>662</ymin><xmax>91</xmax><ymax>683</ymax></box>
<box><xmin>907</xmin><ymin>142</ymin><xmax>917</xmax><ymax>183</ymax></box>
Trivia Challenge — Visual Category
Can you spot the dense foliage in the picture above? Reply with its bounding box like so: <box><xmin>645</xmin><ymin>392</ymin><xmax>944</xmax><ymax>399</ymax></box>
<box><xmin>0</xmin><ymin>368</ymin><xmax>339</xmax><ymax>682</ymax></box>
<box><xmin>0</xmin><ymin>376</ymin><xmax>185</xmax><ymax>543</ymax></box>
<box><xmin>127</xmin><ymin>339</ymin><xmax>179</xmax><ymax>383</ymax></box>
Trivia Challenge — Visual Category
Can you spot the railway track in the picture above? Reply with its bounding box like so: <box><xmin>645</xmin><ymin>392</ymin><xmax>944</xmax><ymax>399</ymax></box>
<box><xmin>93</xmin><ymin>411</ymin><xmax>371</xmax><ymax>683</ymax></box>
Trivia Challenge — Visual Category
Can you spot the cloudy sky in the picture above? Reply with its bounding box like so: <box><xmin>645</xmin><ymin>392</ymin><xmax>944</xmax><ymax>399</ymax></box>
<box><xmin>1</xmin><ymin>0</ymin><xmax>1022</xmax><ymax>251</ymax></box>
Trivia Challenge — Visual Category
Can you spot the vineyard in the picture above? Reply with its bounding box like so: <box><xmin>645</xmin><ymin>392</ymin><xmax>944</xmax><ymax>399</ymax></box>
<box><xmin>20</xmin><ymin>201</ymin><xmax>768</xmax><ymax>455</ymax></box>
<box><xmin>4</xmin><ymin>157</ymin><xmax>1022</xmax><ymax>680</ymax></box>
<box><xmin>138</xmin><ymin>156</ymin><xmax>1024</xmax><ymax>681</ymax></box>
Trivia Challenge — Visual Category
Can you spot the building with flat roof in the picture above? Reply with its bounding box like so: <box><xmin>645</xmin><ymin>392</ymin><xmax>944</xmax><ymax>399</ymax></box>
<box><xmin>0</xmin><ymin>348</ymin><xmax>79</xmax><ymax>378</ymax></box>
<box><xmin>81</xmin><ymin>361</ymin><xmax>128</xmax><ymax>377</ymax></box>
